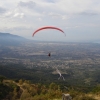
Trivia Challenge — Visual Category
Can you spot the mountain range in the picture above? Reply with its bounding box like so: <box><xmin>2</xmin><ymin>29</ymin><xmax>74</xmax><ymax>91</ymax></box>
<box><xmin>0</xmin><ymin>32</ymin><xmax>27</xmax><ymax>46</ymax></box>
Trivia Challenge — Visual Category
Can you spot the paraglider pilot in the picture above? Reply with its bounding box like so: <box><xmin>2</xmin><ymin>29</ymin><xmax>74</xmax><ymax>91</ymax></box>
<box><xmin>48</xmin><ymin>52</ymin><xmax>51</xmax><ymax>57</ymax></box>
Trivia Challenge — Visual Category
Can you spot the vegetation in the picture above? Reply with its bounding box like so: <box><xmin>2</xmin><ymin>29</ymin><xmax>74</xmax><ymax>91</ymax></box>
<box><xmin>0</xmin><ymin>76</ymin><xmax>22</xmax><ymax>100</ymax></box>
<box><xmin>0</xmin><ymin>76</ymin><xmax>100</xmax><ymax>100</ymax></box>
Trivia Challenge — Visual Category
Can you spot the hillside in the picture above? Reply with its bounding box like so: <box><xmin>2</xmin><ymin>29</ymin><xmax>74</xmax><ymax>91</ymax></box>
<box><xmin>0</xmin><ymin>32</ymin><xmax>27</xmax><ymax>46</ymax></box>
<box><xmin>0</xmin><ymin>75</ymin><xmax>100</xmax><ymax>100</ymax></box>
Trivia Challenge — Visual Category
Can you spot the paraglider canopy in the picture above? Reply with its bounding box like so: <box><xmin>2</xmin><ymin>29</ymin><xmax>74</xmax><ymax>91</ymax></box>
<box><xmin>32</xmin><ymin>26</ymin><xmax>65</xmax><ymax>37</ymax></box>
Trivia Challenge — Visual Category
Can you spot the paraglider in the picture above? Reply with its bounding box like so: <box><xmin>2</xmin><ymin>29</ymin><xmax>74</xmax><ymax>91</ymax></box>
<box><xmin>32</xmin><ymin>26</ymin><xmax>65</xmax><ymax>57</ymax></box>
<box><xmin>32</xmin><ymin>26</ymin><xmax>65</xmax><ymax>36</ymax></box>
<box><xmin>32</xmin><ymin>26</ymin><xmax>66</xmax><ymax>81</ymax></box>
<box><xmin>48</xmin><ymin>52</ymin><xmax>51</xmax><ymax>57</ymax></box>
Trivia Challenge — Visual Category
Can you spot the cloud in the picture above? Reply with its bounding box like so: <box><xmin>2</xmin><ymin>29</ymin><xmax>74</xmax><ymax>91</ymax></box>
<box><xmin>13</xmin><ymin>13</ymin><xmax>25</xmax><ymax>18</ymax></box>
<box><xmin>48</xmin><ymin>12</ymin><xmax>67</xmax><ymax>20</ymax></box>
<box><xmin>53</xmin><ymin>0</ymin><xmax>100</xmax><ymax>14</ymax></box>
<box><xmin>78</xmin><ymin>11</ymin><xmax>99</xmax><ymax>16</ymax></box>
<box><xmin>18</xmin><ymin>1</ymin><xmax>36</xmax><ymax>9</ymax></box>
<box><xmin>48</xmin><ymin>12</ymin><xmax>61</xmax><ymax>18</ymax></box>
<box><xmin>17</xmin><ymin>1</ymin><xmax>43</xmax><ymax>17</ymax></box>
<box><xmin>0</xmin><ymin>6</ymin><xmax>6</xmax><ymax>14</ymax></box>
<box><xmin>4</xmin><ymin>11</ymin><xmax>13</xmax><ymax>17</ymax></box>
<box><xmin>38</xmin><ymin>18</ymin><xmax>42</xmax><ymax>21</ymax></box>
<box><xmin>2</xmin><ymin>7</ymin><xmax>25</xmax><ymax>19</ymax></box>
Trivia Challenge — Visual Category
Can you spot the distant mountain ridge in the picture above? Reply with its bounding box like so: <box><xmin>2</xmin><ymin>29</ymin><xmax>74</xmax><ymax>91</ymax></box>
<box><xmin>0</xmin><ymin>32</ymin><xmax>27</xmax><ymax>46</ymax></box>
<box><xmin>0</xmin><ymin>32</ymin><xmax>24</xmax><ymax>38</ymax></box>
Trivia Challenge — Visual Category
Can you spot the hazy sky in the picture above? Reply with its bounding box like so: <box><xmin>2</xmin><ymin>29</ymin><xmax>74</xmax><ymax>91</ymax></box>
<box><xmin>0</xmin><ymin>0</ymin><xmax>100</xmax><ymax>42</ymax></box>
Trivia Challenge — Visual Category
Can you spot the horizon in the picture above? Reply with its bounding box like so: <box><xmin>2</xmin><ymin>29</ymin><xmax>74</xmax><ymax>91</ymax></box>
<box><xmin>1</xmin><ymin>32</ymin><xmax>100</xmax><ymax>43</ymax></box>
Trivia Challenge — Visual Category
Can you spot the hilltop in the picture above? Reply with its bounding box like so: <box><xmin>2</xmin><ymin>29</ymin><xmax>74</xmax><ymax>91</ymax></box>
<box><xmin>0</xmin><ymin>32</ymin><xmax>27</xmax><ymax>46</ymax></box>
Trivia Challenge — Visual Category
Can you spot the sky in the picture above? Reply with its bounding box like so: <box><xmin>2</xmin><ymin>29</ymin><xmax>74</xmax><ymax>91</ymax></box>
<box><xmin>0</xmin><ymin>0</ymin><xmax>100</xmax><ymax>42</ymax></box>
